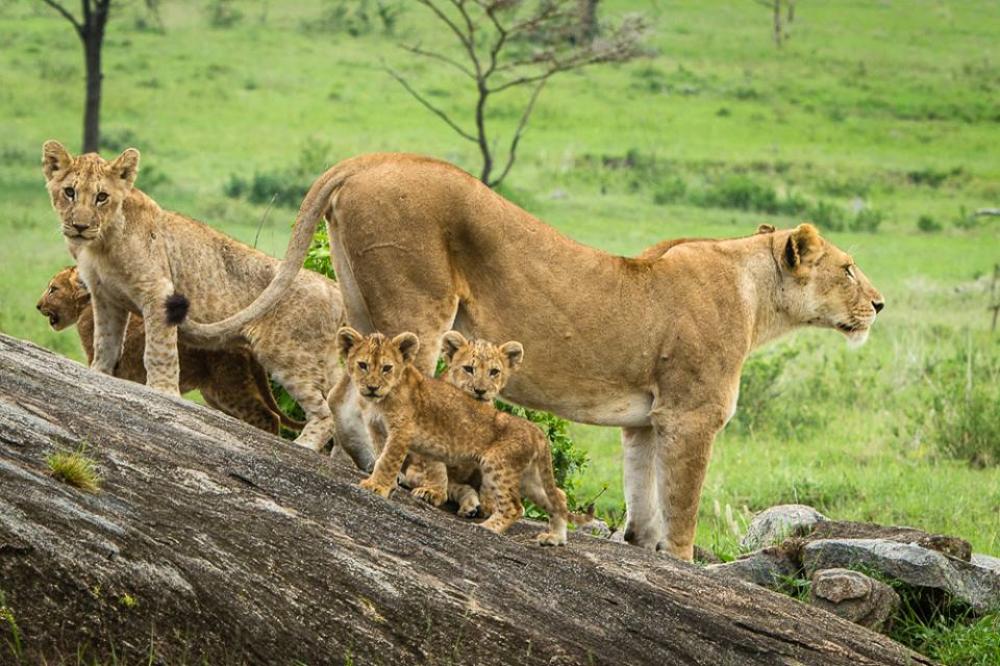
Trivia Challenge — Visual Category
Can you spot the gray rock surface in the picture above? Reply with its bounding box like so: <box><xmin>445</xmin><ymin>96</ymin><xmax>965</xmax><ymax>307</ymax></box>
<box><xmin>706</xmin><ymin>548</ymin><xmax>799</xmax><ymax>590</ymax></box>
<box><xmin>810</xmin><ymin>568</ymin><xmax>900</xmax><ymax>633</ymax></box>
<box><xmin>803</xmin><ymin>539</ymin><xmax>1000</xmax><ymax>613</ymax></box>
<box><xmin>971</xmin><ymin>553</ymin><xmax>1000</xmax><ymax>573</ymax></box>
<box><xmin>0</xmin><ymin>334</ymin><xmax>936</xmax><ymax>665</ymax></box>
<box><xmin>741</xmin><ymin>504</ymin><xmax>827</xmax><ymax>551</ymax></box>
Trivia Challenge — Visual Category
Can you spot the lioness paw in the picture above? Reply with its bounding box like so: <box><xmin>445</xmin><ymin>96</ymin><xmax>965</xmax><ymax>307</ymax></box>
<box><xmin>411</xmin><ymin>485</ymin><xmax>447</xmax><ymax>507</ymax></box>
<box><xmin>359</xmin><ymin>477</ymin><xmax>393</xmax><ymax>498</ymax></box>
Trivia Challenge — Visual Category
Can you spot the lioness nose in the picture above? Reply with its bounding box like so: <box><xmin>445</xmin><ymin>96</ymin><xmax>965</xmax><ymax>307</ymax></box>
<box><xmin>873</xmin><ymin>300</ymin><xmax>884</xmax><ymax>313</ymax></box>
<box><xmin>72</xmin><ymin>223</ymin><xmax>88</xmax><ymax>232</ymax></box>
<box><xmin>35</xmin><ymin>302</ymin><xmax>42</xmax><ymax>310</ymax></box>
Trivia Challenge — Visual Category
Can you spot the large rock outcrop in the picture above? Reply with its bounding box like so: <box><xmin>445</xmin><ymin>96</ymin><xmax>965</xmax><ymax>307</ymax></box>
<box><xmin>0</xmin><ymin>334</ymin><xmax>934</xmax><ymax>665</ymax></box>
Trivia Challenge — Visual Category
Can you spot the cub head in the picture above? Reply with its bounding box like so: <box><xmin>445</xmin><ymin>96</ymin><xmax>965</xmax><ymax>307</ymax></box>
<box><xmin>41</xmin><ymin>140</ymin><xmax>140</xmax><ymax>244</ymax></box>
<box><xmin>773</xmin><ymin>223</ymin><xmax>885</xmax><ymax>346</ymax></box>
<box><xmin>440</xmin><ymin>331</ymin><xmax>523</xmax><ymax>402</ymax></box>
<box><xmin>338</xmin><ymin>326</ymin><xmax>419</xmax><ymax>402</ymax></box>
<box><xmin>36</xmin><ymin>266</ymin><xmax>90</xmax><ymax>331</ymax></box>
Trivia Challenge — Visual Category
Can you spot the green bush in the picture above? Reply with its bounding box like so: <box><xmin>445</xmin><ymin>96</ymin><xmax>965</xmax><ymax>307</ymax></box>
<box><xmin>918</xmin><ymin>214</ymin><xmax>943</xmax><ymax>233</ymax></box>
<box><xmin>652</xmin><ymin>176</ymin><xmax>687</xmax><ymax>205</ymax></box>
<box><xmin>808</xmin><ymin>199</ymin><xmax>848</xmax><ymax>231</ymax></box>
<box><xmin>206</xmin><ymin>0</ymin><xmax>242</xmax><ymax>28</ymax></box>
<box><xmin>850</xmin><ymin>206</ymin><xmax>884</xmax><ymax>232</ymax></box>
<box><xmin>732</xmin><ymin>346</ymin><xmax>827</xmax><ymax>439</ymax></box>
<box><xmin>224</xmin><ymin>141</ymin><xmax>332</xmax><ymax>208</ymax></box>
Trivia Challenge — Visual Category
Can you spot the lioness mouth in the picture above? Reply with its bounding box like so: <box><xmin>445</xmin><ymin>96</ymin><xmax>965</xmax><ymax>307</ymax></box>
<box><xmin>47</xmin><ymin>313</ymin><xmax>59</xmax><ymax>327</ymax></box>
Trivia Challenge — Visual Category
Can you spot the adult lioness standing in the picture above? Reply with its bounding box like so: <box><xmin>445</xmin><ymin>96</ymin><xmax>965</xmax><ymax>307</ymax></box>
<box><xmin>183</xmin><ymin>153</ymin><xmax>885</xmax><ymax>561</ymax></box>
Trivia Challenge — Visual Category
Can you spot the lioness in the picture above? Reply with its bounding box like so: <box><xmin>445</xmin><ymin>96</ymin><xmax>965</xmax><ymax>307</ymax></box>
<box><xmin>182</xmin><ymin>153</ymin><xmax>885</xmax><ymax>561</ymax></box>
<box><xmin>40</xmin><ymin>141</ymin><xmax>371</xmax><ymax>465</ymax></box>
<box><xmin>402</xmin><ymin>331</ymin><xmax>524</xmax><ymax>517</ymax></box>
<box><xmin>339</xmin><ymin>327</ymin><xmax>571</xmax><ymax>545</ymax></box>
<box><xmin>36</xmin><ymin>266</ymin><xmax>301</xmax><ymax>435</ymax></box>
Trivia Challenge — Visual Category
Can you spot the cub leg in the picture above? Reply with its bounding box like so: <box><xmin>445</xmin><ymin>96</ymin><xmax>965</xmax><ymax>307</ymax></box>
<box><xmin>448</xmin><ymin>478</ymin><xmax>481</xmax><ymax>518</ymax></box>
<box><xmin>410</xmin><ymin>456</ymin><xmax>448</xmax><ymax>507</ymax></box>
<box><xmin>140</xmin><ymin>298</ymin><xmax>181</xmax><ymax>395</ymax></box>
<box><xmin>201</xmin><ymin>385</ymin><xmax>280</xmax><ymax>435</ymax></box>
<box><xmin>521</xmin><ymin>449</ymin><xmax>569</xmax><ymax>547</ymax></box>
<box><xmin>282</xmin><ymin>375</ymin><xmax>335</xmax><ymax>452</ymax></box>
<box><xmin>90</xmin><ymin>294</ymin><xmax>128</xmax><ymax>377</ymax></box>
<box><xmin>360</xmin><ymin>428</ymin><xmax>413</xmax><ymax>498</ymax></box>
<box><xmin>477</xmin><ymin>451</ymin><xmax>523</xmax><ymax>535</ymax></box>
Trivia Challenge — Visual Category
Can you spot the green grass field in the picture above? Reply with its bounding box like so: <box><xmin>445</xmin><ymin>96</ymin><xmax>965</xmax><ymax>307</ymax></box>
<box><xmin>1</xmin><ymin>0</ymin><xmax>997</xmax><ymax>564</ymax></box>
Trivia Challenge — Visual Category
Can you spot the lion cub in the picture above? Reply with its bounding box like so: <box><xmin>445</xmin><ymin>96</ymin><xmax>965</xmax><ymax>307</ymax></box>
<box><xmin>402</xmin><ymin>331</ymin><xmax>524</xmax><ymax>518</ymax></box>
<box><xmin>36</xmin><ymin>266</ymin><xmax>302</xmax><ymax>435</ymax></box>
<box><xmin>339</xmin><ymin>327</ymin><xmax>570</xmax><ymax>545</ymax></box>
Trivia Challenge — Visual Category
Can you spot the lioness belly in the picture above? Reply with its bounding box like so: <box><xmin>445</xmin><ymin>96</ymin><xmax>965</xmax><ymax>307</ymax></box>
<box><xmin>503</xmin><ymin>377</ymin><xmax>653</xmax><ymax>428</ymax></box>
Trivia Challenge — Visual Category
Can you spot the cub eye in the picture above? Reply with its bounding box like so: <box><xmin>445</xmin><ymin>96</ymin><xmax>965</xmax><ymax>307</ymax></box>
<box><xmin>357</xmin><ymin>361</ymin><xmax>368</xmax><ymax>371</ymax></box>
<box><xmin>463</xmin><ymin>365</ymin><xmax>474</xmax><ymax>374</ymax></box>
<box><xmin>489</xmin><ymin>368</ymin><xmax>501</xmax><ymax>377</ymax></box>
<box><xmin>63</xmin><ymin>187</ymin><xmax>75</xmax><ymax>200</ymax></box>
<box><xmin>381</xmin><ymin>364</ymin><xmax>393</xmax><ymax>373</ymax></box>
<box><xmin>95</xmin><ymin>192</ymin><xmax>109</xmax><ymax>203</ymax></box>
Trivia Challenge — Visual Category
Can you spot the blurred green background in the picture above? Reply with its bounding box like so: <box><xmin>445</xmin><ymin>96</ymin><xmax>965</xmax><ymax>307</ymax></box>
<box><xmin>0</xmin><ymin>0</ymin><xmax>997</xmax><ymax>569</ymax></box>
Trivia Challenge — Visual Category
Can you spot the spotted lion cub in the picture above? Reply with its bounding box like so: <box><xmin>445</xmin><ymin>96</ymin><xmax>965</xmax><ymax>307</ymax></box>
<box><xmin>339</xmin><ymin>327</ymin><xmax>570</xmax><ymax>545</ymax></box>
<box><xmin>402</xmin><ymin>331</ymin><xmax>523</xmax><ymax>518</ymax></box>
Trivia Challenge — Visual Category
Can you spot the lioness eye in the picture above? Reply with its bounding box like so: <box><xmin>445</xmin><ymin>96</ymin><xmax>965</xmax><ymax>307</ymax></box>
<box><xmin>63</xmin><ymin>187</ymin><xmax>75</xmax><ymax>200</ymax></box>
<box><xmin>357</xmin><ymin>361</ymin><xmax>368</xmax><ymax>371</ymax></box>
<box><xmin>489</xmin><ymin>368</ymin><xmax>501</xmax><ymax>377</ymax></box>
<box><xmin>845</xmin><ymin>266</ymin><xmax>855</xmax><ymax>280</ymax></box>
<box><xmin>49</xmin><ymin>286</ymin><xmax>57</xmax><ymax>294</ymax></box>
<box><xmin>382</xmin><ymin>364</ymin><xmax>393</xmax><ymax>373</ymax></box>
<box><xmin>95</xmin><ymin>192</ymin><xmax>108</xmax><ymax>203</ymax></box>
<box><xmin>463</xmin><ymin>365</ymin><xmax>474</xmax><ymax>374</ymax></box>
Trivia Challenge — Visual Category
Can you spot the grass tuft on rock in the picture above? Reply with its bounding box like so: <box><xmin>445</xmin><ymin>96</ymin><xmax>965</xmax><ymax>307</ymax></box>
<box><xmin>46</xmin><ymin>446</ymin><xmax>101</xmax><ymax>493</ymax></box>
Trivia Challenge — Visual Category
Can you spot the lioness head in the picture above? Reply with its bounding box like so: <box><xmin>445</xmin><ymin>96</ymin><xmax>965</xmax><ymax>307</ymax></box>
<box><xmin>338</xmin><ymin>326</ymin><xmax>420</xmax><ymax>402</ymax></box>
<box><xmin>41</xmin><ymin>140</ymin><xmax>140</xmax><ymax>244</ymax></box>
<box><xmin>36</xmin><ymin>266</ymin><xmax>90</xmax><ymax>331</ymax></box>
<box><xmin>773</xmin><ymin>223</ymin><xmax>885</xmax><ymax>346</ymax></box>
<box><xmin>441</xmin><ymin>331</ymin><xmax>523</xmax><ymax>402</ymax></box>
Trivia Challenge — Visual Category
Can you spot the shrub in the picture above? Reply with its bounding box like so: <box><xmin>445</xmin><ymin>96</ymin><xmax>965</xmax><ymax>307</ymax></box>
<box><xmin>47</xmin><ymin>445</ymin><xmax>101</xmax><ymax>492</ymax></box>
<box><xmin>808</xmin><ymin>200</ymin><xmax>848</xmax><ymax>231</ymax></box>
<box><xmin>652</xmin><ymin>176</ymin><xmax>687</xmax><ymax>205</ymax></box>
<box><xmin>850</xmin><ymin>206</ymin><xmax>884</xmax><ymax>233</ymax></box>
<box><xmin>206</xmin><ymin>0</ymin><xmax>242</xmax><ymax>28</ymax></box>
<box><xmin>224</xmin><ymin>141</ymin><xmax>333</xmax><ymax>208</ymax></box>
<box><xmin>917</xmin><ymin>214</ymin><xmax>943</xmax><ymax>233</ymax></box>
<box><xmin>696</xmin><ymin>175</ymin><xmax>781</xmax><ymax>214</ymax></box>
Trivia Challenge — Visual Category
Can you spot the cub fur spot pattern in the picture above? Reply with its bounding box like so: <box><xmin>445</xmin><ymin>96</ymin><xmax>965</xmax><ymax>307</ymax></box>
<box><xmin>340</xmin><ymin>326</ymin><xmax>574</xmax><ymax>546</ymax></box>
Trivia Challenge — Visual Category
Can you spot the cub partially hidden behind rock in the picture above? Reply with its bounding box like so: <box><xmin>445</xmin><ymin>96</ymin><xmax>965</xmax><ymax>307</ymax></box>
<box><xmin>36</xmin><ymin>266</ymin><xmax>302</xmax><ymax>435</ymax></box>
<box><xmin>339</xmin><ymin>327</ymin><xmax>571</xmax><ymax>545</ymax></box>
<box><xmin>402</xmin><ymin>331</ymin><xmax>524</xmax><ymax>518</ymax></box>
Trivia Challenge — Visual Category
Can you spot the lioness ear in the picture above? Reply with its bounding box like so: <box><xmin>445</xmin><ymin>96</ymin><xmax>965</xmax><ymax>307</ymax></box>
<box><xmin>783</xmin><ymin>223</ymin><xmax>822</xmax><ymax>273</ymax></box>
<box><xmin>337</xmin><ymin>326</ymin><xmax>363</xmax><ymax>359</ymax></box>
<box><xmin>392</xmin><ymin>332</ymin><xmax>420</xmax><ymax>364</ymax></box>
<box><xmin>110</xmin><ymin>148</ymin><xmax>140</xmax><ymax>188</ymax></box>
<box><xmin>42</xmin><ymin>140</ymin><xmax>72</xmax><ymax>181</ymax></box>
<box><xmin>441</xmin><ymin>331</ymin><xmax>467</xmax><ymax>362</ymax></box>
<box><xmin>756</xmin><ymin>223</ymin><xmax>775</xmax><ymax>235</ymax></box>
<box><xmin>499</xmin><ymin>341</ymin><xmax>524</xmax><ymax>370</ymax></box>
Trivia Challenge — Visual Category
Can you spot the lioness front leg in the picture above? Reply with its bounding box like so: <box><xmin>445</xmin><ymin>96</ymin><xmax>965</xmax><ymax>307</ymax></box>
<box><xmin>90</xmin><ymin>295</ymin><xmax>128</xmax><ymax>377</ymax></box>
<box><xmin>621</xmin><ymin>425</ymin><xmax>664</xmax><ymax>550</ymax></box>
<box><xmin>360</xmin><ymin>429</ymin><xmax>412</xmax><ymax>498</ymax></box>
<box><xmin>141</xmin><ymin>298</ymin><xmax>181</xmax><ymax>395</ymax></box>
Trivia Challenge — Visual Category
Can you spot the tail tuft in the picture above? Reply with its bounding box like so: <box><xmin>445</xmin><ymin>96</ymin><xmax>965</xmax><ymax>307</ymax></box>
<box><xmin>164</xmin><ymin>293</ymin><xmax>190</xmax><ymax>326</ymax></box>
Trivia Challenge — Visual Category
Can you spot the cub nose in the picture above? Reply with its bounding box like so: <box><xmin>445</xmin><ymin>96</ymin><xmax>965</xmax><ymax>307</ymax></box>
<box><xmin>872</xmin><ymin>300</ymin><xmax>884</xmax><ymax>314</ymax></box>
<box><xmin>474</xmin><ymin>388</ymin><xmax>486</xmax><ymax>397</ymax></box>
<box><xmin>72</xmin><ymin>223</ymin><xmax>89</xmax><ymax>232</ymax></box>
<box><xmin>365</xmin><ymin>385</ymin><xmax>378</xmax><ymax>394</ymax></box>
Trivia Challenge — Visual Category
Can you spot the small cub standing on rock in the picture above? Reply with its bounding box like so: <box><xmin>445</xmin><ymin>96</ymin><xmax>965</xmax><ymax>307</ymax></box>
<box><xmin>36</xmin><ymin>267</ymin><xmax>302</xmax><ymax>435</ymax></box>
<box><xmin>339</xmin><ymin>327</ymin><xmax>570</xmax><ymax>545</ymax></box>
<box><xmin>402</xmin><ymin>332</ymin><xmax>524</xmax><ymax>517</ymax></box>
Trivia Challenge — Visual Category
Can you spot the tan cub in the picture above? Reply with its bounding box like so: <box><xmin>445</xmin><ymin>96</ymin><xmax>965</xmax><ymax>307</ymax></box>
<box><xmin>402</xmin><ymin>332</ymin><xmax>524</xmax><ymax>518</ymax></box>
<box><xmin>339</xmin><ymin>327</ymin><xmax>570</xmax><ymax>545</ymax></box>
<box><xmin>40</xmin><ymin>141</ymin><xmax>371</xmax><ymax>466</ymax></box>
<box><xmin>36</xmin><ymin>266</ymin><xmax>302</xmax><ymax>435</ymax></box>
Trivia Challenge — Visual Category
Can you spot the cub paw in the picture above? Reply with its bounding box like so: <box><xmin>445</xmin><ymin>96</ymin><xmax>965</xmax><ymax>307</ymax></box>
<box><xmin>536</xmin><ymin>531</ymin><xmax>567</xmax><ymax>547</ymax></box>
<box><xmin>457</xmin><ymin>498</ymin><xmax>481</xmax><ymax>519</ymax></box>
<box><xmin>411</xmin><ymin>486</ymin><xmax>447</xmax><ymax>507</ymax></box>
<box><xmin>359</xmin><ymin>477</ymin><xmax>393</xmax><ymax>498</ymax></box>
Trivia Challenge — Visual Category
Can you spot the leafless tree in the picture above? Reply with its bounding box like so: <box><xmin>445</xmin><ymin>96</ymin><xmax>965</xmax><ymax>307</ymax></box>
<box><xmin>40</xmin><ymin>0</ymin><xmax>113</xmax><ymax>152</ymax></box>
<box><xmin>753</xmin><ymin>0</ymin><xmax>796</xmax><ymax>47</ymax></box>
<box><xmin>387</xmin><ymin>0</ymin><xmax>647</xmax><ymax>188</ymax></box>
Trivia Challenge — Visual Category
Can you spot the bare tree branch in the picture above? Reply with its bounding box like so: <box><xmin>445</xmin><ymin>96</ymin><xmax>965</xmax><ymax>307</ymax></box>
<box><xmin>399</xmin><ymin>43</ymin><xmax>476</xmax><ymax>79</ymax></box>
<box><xmin>40</xmin><ymin>0</ymin><xmax>83</xmax><ymax>34</ymax></box>
<box><xmin>489</xmin><ymin>76</ymin><xmax>549</xmax><ymax>188</ymax></box>
<box><xmin>383</xmin><ymin>65</ymin><xmax>478</xmax><ymax>143</ymax></box>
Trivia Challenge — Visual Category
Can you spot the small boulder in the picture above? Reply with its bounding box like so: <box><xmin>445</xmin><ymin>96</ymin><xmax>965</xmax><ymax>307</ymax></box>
<box><xmin>740</xmin><ymin>504</ymin><xmax>826</xmax><ymax>552</ymax></box>
<box><xmin>705</xmin><ymin>547</ymin><xmax>799</xmax><ymax>590</ymax></box>
<box><xmin>809</xmin><ymin>568</ymin><xmax>900</xmax><ymax>633</ymax></box>
<box><xmin>972</xmin><ymin>553</ymin><xmax>1000</xmax><ymax>573</ymax></box>
<box><xmin>803</xmin><ymin>539</ymin><xmax>1000</xmax><ymax>613</ymax></box>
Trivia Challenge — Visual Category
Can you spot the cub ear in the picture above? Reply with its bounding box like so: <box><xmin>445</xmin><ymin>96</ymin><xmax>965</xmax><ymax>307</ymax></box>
<box><xmin>441</xmin><ymin>331</ymin><xmax>467</xmax><ymax>362</ymax></box>
<box><xmin>499</xmin><ymin>341</ymin><xmax>524</xmax><ymax>370</ymax></box>
<box><xmin>109</xmin><ymin>147</ymin><xmax>140</xmax><ymax>188</ymax></box>
<box><xmin>782</xmin><ymin>223</ymin><xmax>823</xmax><ymax>273</ymax></box>
<box><xmin>337</xmin><ymin>326</ymin><xmax>364</xmax><ymax>359</ymax></box>
<box><xmin>392</xmin><ymin>332</ymin><xmax>420</xmax><ymax>364</ymax></box>
<box><xmin>42</xmin><ymin>140</ymin><xmax>72</xmax><ymax>181</ymax></box>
